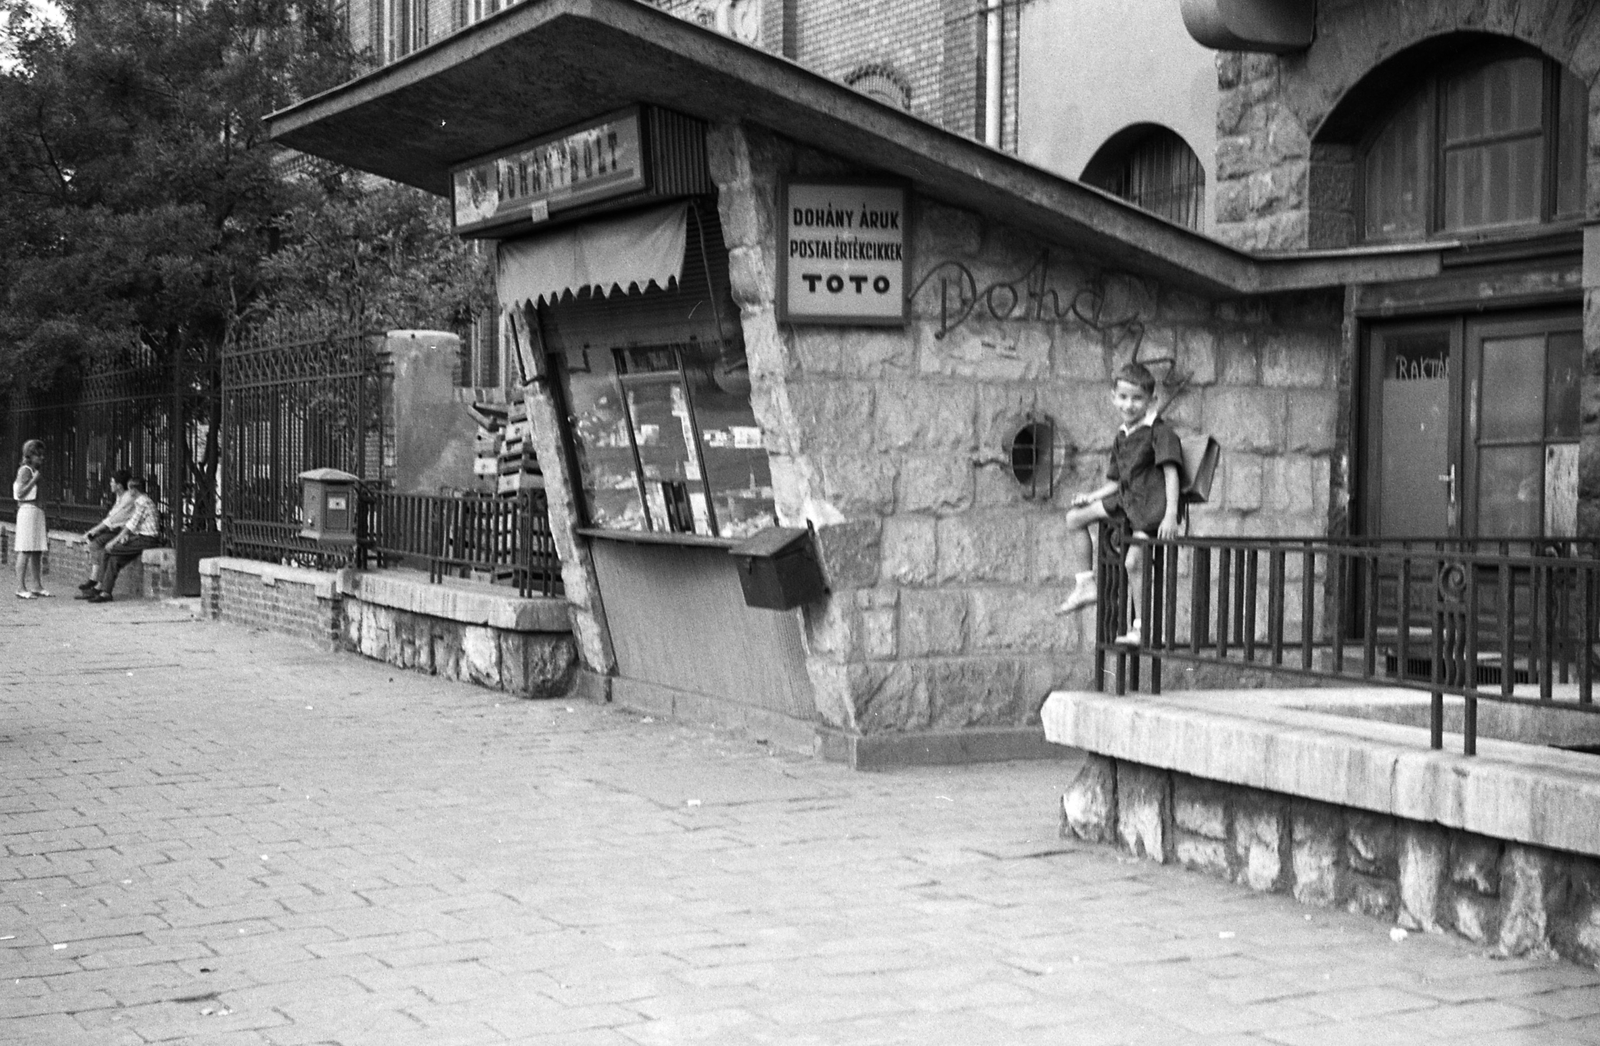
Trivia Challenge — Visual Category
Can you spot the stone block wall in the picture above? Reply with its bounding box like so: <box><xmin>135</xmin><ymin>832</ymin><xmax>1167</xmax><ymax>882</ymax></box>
<box><xmin>1209</xmin><ymin>0</ymin><xmax>1600</xmax><ymax>533</ymax></box>
<box><xmin>341</xmin><ymin>599</ymin><xmax>577</xmax><ymax>698</ymax></box>
<box><xmin>199</xmin><ymin>558</ymin><xmax>579</xmax><ymax>699</ymax></box>
<box><xmin>708</xmin><ymin>120</ymin><xmax>1345</xmax><ymax>737</ymax></box>
<box><xmin>1063</xmin><ymin>754</ymin><xmax>1600</xmax><ymax>967</ymax></box>
<box><xmin>1211</xmin><ymin>0</ymin><xmax>1600</xmax><ymax>251</ymax></box>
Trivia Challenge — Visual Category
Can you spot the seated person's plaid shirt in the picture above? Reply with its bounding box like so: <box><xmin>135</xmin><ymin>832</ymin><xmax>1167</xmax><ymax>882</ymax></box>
<box><xmin>122</xmin><ymin>494</ymin><xmax>160</xmax><ymax>539</ymax></box>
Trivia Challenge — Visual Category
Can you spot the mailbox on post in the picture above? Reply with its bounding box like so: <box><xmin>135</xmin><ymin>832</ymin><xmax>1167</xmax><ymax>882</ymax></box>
<box><xmin>298</xmin><ymin>468</ymin><xmax>359</xmax><ymax>546</ymax></box>
<box><xmin>729</xmin><ymin>526</ymin><xmax>827</xmax><ymax>610</ymax></box>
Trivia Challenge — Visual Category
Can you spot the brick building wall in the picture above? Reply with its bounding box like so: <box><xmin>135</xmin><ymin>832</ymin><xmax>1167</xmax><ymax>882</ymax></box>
<box><xmin>706</xmin><ymin>121</ymin><xmax>1343</xmax><ymax>735</ymax></box>
<box><xmin>349</xmin><ymin>0</ymin><xmax>1019</xmax><ymax>148</ymax></box>
<box><xmin>348</xmin><ymin>0</ymin><xmax>494</xmax><ymax>64</ymax></box>
<box><xmin>790</xmin><ymin>0</ymin><xmax>945</xmax><ymax>128</ymax></box>
<box><xmin>646</xmin><ymin>1</ymin><xmax>1013</xmax><ymax>147</ymax></box>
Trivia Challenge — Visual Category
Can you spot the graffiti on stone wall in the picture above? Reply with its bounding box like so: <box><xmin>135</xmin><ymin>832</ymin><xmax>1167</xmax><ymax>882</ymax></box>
<box><xmin>906</xmin><ymin>251</ymin><xmax>1193</xmax><ymax>407</ymax></box>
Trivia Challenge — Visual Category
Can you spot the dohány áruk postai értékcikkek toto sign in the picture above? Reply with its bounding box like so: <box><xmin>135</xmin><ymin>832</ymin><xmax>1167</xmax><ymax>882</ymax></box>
<box><xmin>780</xmin><ymin>181</ymin><xmax>908</xmax><ymax>325</ymax></box>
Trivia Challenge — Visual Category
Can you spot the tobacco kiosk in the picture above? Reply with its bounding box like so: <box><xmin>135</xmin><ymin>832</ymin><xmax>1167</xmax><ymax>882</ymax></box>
<box><xmin>267</xmin><ymin>0</ymin><xmax>1439</xmax><ymax>761</ymax></box>
<box><xmin>447</xmin><ymin>103</ymin><xmax>816</xmax><ymax>740</ymax></box>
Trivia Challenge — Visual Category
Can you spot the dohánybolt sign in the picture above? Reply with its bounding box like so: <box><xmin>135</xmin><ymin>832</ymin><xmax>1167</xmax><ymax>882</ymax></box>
<box><xmin>781</xmin><ymin>182</ymin><xmax>908</xmax><ymax>325</ymax></box>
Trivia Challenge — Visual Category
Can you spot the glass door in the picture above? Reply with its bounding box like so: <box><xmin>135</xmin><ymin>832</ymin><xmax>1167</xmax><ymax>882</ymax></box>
<box><xmin>1364</xmin><ymin>311</ymin><xmax>1581</xmax><ymax>542</ymax></box>
<box><xmin>1462</xmin><ymin>315</ymin><xmax>1581</xmax><ymax>539</ymax></box>
<box><xmin>1365</xmin><ymin>321</ymin><xmax>1460</xmax><ymax>538</ymax></box>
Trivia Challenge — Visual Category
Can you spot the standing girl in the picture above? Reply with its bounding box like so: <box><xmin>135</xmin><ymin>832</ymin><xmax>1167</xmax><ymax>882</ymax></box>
<box><xmin>13</xmin><ymin>439</ymin><xmax>48</xmax><ymax>598</ymax></box>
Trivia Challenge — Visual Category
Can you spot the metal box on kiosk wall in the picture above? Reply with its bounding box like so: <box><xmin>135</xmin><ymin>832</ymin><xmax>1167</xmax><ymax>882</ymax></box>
<box><xmin>729</xmin><ymin>526</ymin><xmax>828</xmax><ymax>610</ymax></box>
<box><xmin>298</xmin><ymin>468</ymin><xmax>359</xmax><ymax>546</ymax></box>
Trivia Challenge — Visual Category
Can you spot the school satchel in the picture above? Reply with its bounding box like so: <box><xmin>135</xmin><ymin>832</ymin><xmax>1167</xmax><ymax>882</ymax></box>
<box><xmin>1180</xmin><ymin>434</ymin><xmax>1220</xmax><ymax>505</ymax></box>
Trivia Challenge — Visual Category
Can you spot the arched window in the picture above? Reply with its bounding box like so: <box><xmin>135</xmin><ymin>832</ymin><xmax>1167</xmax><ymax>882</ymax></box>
<box><xmin>1081</xmin><ymin>126</ymin><xmax>1206</xmax><ymax>231</ymax></box>
<box><xmin>844</xmin><ymin>64</ymin><xmax>912</xmax><ymax>111</ymax></box>
<box><xmin>1362</xmin><ymin>54</ymin><xmax>1587</xmax><ymax>242</ymax></box>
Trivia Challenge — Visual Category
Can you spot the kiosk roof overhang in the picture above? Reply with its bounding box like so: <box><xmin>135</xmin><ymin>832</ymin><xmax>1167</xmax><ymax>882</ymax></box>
<box><xmin>266</xmin><ymin>0</ymin><xmax>1441</xmax><ymax>298</ymax></box>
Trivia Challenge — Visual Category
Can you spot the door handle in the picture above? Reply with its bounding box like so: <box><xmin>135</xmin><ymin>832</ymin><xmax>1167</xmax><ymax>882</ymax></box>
<box><xmin>1437</xmin><ymin>464</ymin><xmax>1457</xmax><ymax>505</ymax></box>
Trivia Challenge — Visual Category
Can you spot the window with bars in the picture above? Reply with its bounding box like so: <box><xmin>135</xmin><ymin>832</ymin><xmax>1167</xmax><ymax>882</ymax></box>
<box><xmin>452</xmin><ymin>314</ymin><xmax>504</xmax><ymax>390</ymax></box>
<box><xmin>1361</xmin><ymin>54</ymin><xmax>1586</xmax><ymax>243</ymax></box>
<box><xmin>1081</xmin><ymin>126</ymin><xmax>1206</xmax><ymax>231</ymax></box>
<box><xmin>454</xmin><ymin>0</ymin><xmax>501</xmax><ymax>31</ymax></box>
<box><xmin>380</xmin><ymin>0</ymin><xmax>428</xmax><ymax>61</ymax></box>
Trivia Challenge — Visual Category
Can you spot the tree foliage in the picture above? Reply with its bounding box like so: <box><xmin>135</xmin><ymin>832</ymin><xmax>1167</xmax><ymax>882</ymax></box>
<box><xmin>256</xmin><ymin>160</ymin><xmax>492</xmax><ymax>333</ymax></box>
<box><xmin>0</xmin><ymin>0</ymin><xmax>489</xmax><ymax>391</ymax></box>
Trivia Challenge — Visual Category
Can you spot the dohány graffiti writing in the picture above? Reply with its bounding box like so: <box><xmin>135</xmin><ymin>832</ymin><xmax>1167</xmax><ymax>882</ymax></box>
<box><xmin>907</xmin><ymin>252</ymin><xmax>1146</xmax><ymax>346</ymax></box>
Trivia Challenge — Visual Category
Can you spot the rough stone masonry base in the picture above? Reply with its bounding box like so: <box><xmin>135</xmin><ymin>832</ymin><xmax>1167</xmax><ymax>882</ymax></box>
<box><xmin>1048</xmin><ymin>687</ymin><xmax>1600</xmax><ymax>969</ymax></box>
<box><xmin>199</xmin><ymin>557</ymin><xmax>577</xmax><ymax>698</ymax></box>
<box><xmin>1061</xmin><ymin>754</ymin><xmax>1600</xmax><ymax>967</ymax></box>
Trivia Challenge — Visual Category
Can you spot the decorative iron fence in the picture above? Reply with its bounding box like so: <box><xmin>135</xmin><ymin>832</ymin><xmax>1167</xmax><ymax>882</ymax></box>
<box><xmin>220</xmin><ymin>317</ymin><xmax>391</xmax><ymax>569</ymax></box>
<box><xmin>1</xmin><ymin>343</ymin><xmax>218</xmax><ymax>537</ymax></box>
<box><xmin>221</xmin><ymin>315</ymin><xmax>562</xmax><ymax>596</ymax></box>
<box><xmin>1096</xmin><ymin>527</ymin><xmax>1600</xmax><ymax>755</ymax></box>
<box><xmin>362</xmin><ymin>488</ymin><xmax>561</xmax><ymax>597</ymax></box>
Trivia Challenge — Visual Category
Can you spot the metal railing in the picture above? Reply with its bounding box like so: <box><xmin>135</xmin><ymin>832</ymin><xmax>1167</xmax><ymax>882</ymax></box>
<box><xmin>220</xmin><ymin>317</ymin><xmax>390</xmax><ymax>563</ymax></box>
<box><xmin>2</xmin><ymin>342</ymin><xmax>219</xmax><ymax>537</ymax></box>
<box><xmin>361</xmin><ymin>488</ymin><xmax>561</xmax><ymax>598</ymax></box>
<box><xmin>1095</xmin><ymin>525</ymin><xmax>1600</xmax><ymax>754</ymax></box>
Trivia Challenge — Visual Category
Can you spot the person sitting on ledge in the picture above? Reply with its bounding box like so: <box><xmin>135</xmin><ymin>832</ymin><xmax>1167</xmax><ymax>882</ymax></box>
<box><xmin>86</xmin><ymin>477</ymin><xmax>161</xmax><ymax>604</ymax></box>
<box><xmin>1056</xmin><ymin>361</ymin><xmax>1183</xmax><ymax>646</ymax></box>
<box><xmin>75</xmin><ymin>469</ymin><xmax>136</xmax><ymax>599</ymax></box>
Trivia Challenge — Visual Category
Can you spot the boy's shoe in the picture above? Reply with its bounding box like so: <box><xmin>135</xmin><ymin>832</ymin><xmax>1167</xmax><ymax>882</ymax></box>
<box><xmin>1057</xmin><ymin>571</ymin><xmax>1097</xmax><ymax>614</ymax></box>
<box><xmin>1113</xmin><ymin>626</ymin><xmax>1142</xmax><ymax>646</ymax></box>
<box><xmin>74</xmin><ymin>589</ymin><xmax>97</xmax><ymax>600</ymax></box>
<box><xmin>88</xmin><ymin>592</ymin><xmax>113</xmax><ymax>603</ymax></box>
<box><xmin>77</xmin><ymin>580</ymin><xmax>98</xmax><ymax>593</ymax></box>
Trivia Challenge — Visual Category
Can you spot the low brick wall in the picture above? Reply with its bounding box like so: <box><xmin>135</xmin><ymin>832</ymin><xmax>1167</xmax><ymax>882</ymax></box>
<box><xmin>199</xmin><ymin>557</ymin><xmax>576</xmax><ymax>698</ymax></box>
<box><xmin>1</xmin><ymin>524</ymin><xmax>175</xmax><ymax>599</ymax></box>
<box><xmin>200</xmin><ymin>559</ymin><xmax>342</xmax><ymax>646</ymax></box>
<box><xmin>1062</xmin><ymin>755</ymin><xmax>1600</xmax><ymax>966</ymax></box>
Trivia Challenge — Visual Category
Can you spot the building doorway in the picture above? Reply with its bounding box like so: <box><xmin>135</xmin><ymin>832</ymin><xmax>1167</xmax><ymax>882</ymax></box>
<box><xmin>1363</xmin><ymin>310</ymin><xmax>1581</xmax><ymax>540</ymax></box>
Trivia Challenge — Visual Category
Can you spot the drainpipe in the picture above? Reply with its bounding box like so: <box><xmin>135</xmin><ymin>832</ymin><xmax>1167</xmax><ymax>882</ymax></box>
<box><xmin>984</xmin><ymin>0</ymin><xmax>1002</xmax><ymax>148</ymax></box>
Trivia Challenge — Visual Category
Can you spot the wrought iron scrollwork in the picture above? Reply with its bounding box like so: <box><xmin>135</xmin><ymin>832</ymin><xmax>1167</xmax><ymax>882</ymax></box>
<box><xmin>1435</xmin><ymin>559</ymin><xmax>1468</xmax><ymax>607</ymax></box>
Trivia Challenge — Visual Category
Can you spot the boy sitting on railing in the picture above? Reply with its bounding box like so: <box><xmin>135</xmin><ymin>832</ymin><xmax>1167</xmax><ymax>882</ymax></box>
<box><xmin>1057</xmin><ymin>361</ymin><xmax>1182</xmax><ymax>646</ymax></box>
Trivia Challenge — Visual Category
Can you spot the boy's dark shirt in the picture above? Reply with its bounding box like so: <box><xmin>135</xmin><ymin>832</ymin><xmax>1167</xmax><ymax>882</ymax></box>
<box><xmin>1103</xmin><ymin>416</ymin><xmax>1184</xmax><ymax>533</ymax></box>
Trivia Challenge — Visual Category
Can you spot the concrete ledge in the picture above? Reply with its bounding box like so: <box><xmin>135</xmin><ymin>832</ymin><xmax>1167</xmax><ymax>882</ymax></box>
<box><xmin>4</xmin><ymin>524</ymin><xmax>174</xmax><ymax>599</ymax></box>
<box><xmin>816</xmin><ymin>725</ymin><xmax>1077</xmax><ymax>771</ymax></box>
<box><xmin>141</xmin><ymin>547</ymin><xmax>175</xmax><ymax>570</ymax></box>
<box><xmin>1042</xmin><ymin>689</ymin><xmax>1600</xmax><ymax>859</ymax></box>
<box><xmin>57</xmin><ymin>532</ymin><xmax>172</xmax><ymax>571</ymax></box>
<box><xmin>199</xmin><ymin>556</ymin><xmax>340</xmax><ymax>599</ymax></box>
<box><xmin>339</xmin><ymin>569</ymin><xmax>569</xmax><ymax>632</ymax></box>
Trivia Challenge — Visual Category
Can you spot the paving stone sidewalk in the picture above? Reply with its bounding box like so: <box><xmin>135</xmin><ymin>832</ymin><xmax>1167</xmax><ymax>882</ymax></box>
<box><xmin>4</xmin><ymin>594</ymin><xmax>1599</xmax><ymax>1046</ymax></box>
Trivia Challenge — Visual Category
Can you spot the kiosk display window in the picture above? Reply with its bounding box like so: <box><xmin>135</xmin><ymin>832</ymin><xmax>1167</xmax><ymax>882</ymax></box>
<box><xmin>558</xmin><ymin>336</ymin><xmax>774</xmax><ymax>538</ymax></box>
<box><xmin>535</xmin><ymin>205</ymin><xmax>775</xmax><ymax>539</ymax></box>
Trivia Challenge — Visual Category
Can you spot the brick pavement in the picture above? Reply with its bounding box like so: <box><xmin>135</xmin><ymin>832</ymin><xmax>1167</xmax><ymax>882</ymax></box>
<box><xmin>4</xmin><ymin>594</ymin><xmax>1599</xmax><ymax>1046</ymax></box>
